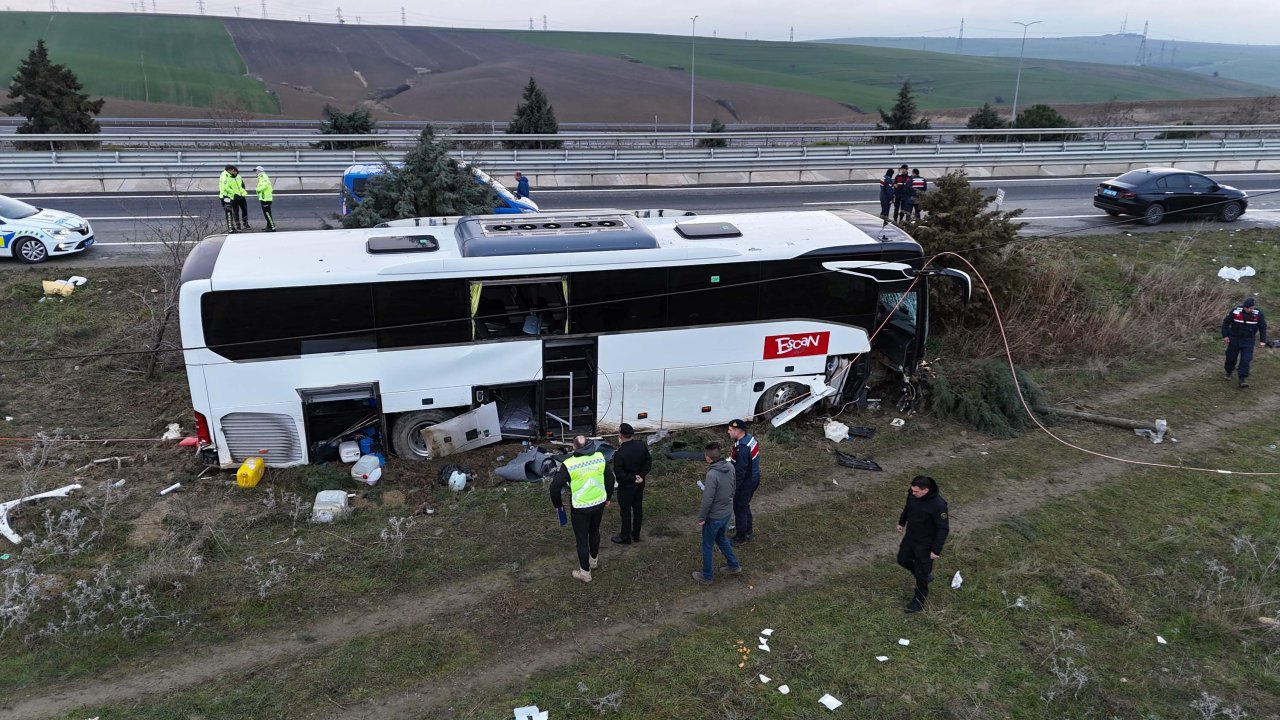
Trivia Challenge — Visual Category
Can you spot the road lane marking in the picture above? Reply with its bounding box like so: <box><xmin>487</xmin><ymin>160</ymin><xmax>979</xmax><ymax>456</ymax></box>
<box><xmin>86</xmin><ymin>215</ymin><xmax>191</xmax><ymax>220</ymax></box>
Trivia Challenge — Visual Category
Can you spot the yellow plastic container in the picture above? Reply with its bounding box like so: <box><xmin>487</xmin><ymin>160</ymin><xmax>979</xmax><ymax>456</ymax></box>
<box><xmin>236</xmin><ymin>457</ymin><xmax>265</xmax><ymax>488</ymax></box>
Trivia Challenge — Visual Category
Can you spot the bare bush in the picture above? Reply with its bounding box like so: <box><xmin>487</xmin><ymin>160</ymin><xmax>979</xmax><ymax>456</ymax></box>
<box><xmin>1</xmin><ymin>563</ymin><xmax>51</xmax><ymax>640</ymax></box>
<box><xmin>260</xmin><ymin>489</ymin><xmax>311</xmax><ymax>525</ymax></box>
<box><xmin>379</xmin><ymin>516</ymin><xmax>416</xmax><ymax>560</ymax></box>
<box><xmin>242</xmin><ymin>549</ymin><xmax>323</xmax><ymax>600</ymax></box>
<box><xmin>1040</xmin><ymin>626</ymin><xmax>1090</xmax><ymax>705</ymax></box>
<box><xmin>23</xmin><ymin>508</ymin><xmax>99</xmax><ymax>561</ymax></box>
<box><xmin>39</xmin><ymin>564</ymin><xmax>169</xmax><ymax>639</ymax></box>
<box><xmin>15</xmin><ymin>431</ymin><xmax>72</xmax><ymax>496</ymax></box>
<box><xmin>1191</xmin><ymin>691</ymin><xmax>1249</xmax><ymax>720</ymax></box>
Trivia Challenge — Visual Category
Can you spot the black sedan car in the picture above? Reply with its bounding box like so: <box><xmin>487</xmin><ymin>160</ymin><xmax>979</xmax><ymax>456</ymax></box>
<box><xmin>1093</xmin><ymin>168</ymin><xmax>1247</xmax><ymax>226</ymax></box>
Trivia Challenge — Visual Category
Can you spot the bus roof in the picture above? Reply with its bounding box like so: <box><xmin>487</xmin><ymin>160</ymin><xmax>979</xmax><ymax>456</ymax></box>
<box><xmin>184</xmin><ymin>209</ymin><xmax>921</xmax><ymax>290</ymax></box>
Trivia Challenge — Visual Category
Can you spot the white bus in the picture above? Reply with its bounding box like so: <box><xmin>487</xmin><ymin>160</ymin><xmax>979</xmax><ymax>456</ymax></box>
<box><xmin>179</xmin><ymin>208</ymin><xmax>967</xmax><ymax>467</ymax></box>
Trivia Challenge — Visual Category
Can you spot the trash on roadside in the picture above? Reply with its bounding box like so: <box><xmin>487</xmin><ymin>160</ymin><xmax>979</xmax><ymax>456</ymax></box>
<box><xmin>1156</xmin><ymin>635</ymin><xmax>1168</xmax><ymax>645</ymax></box>
<box><xmin>352</xmin><ymin>454</ymin><xmax>383</xmax><ymax>486</ymax></box>
<box><xmin>898</xmin><ymin>638</ymin><xmax>910</xmax><ymax>646</ymax></box>
<box><xmin>890</xmin><ymin>418</ymin><xmax>906</xmax><ymax>427</ymax></box>
<box><xmin>1218</xmin><ymin>265</ymin><xmax>1256</xmax><ymax>282</ymax></box>
<box><xmin>835</xmin><ymin>450</ymin><xmax>882</xmax><ymax>471</ymax></box>
<box><xmin>338</xmin><ymin>440</ymin><xmax>361</xmax><ymax>463</ymax></box>
<box><xmin>758</xmin><ymin>674</ymin><xmax>771</xmax><ymax>684</ymax></box>
<box><xmin>777</xmin><ymin>685</ymin><xmax>790</xmax><ymax>695</ymax></box>
<box><xmin>66</xmin><ymin>275</ymin><xmax>87</xmax><ymax>286</ymax></box>
<box><xmin>236</xmin><ymin>456</ymin><xmax>265</xmax><ymax>488</ymax></box>
<box><xmin>875</xmin><ymin>655</ymin><xmax>889</xmax><ymax>662</ymax></box>
<box><xmin>697</xmin><ymin>480</ymin><xmax>705</xmax><ymax>491</ymax></box>
<box><xmin>438</xmin><ymin>463</ymin><xmax>470</xmax><ymax>492</ymax></box>
<box><xmin>513</xmin><ymin>705</ymin><xmax>549</xmax><ymax>720</ymax></box>
<box><xmin>111</xmin><ymin>479</ymin><xmax>127</xmax><ymax>488</ymax></box>
<box><xmin>757</xmin><ymin>638</ymin><xmax>770</xmax><ymax>652</ymax></box>
<box><xmin>761</xmin><ymin>628</ymin><xmax>774</xmax><ymax>636</ymax></box>
<box><xmin>160</xmin><ymin>423</ymin><xmax>182</xmax><ymax>441</ymax></box>
<box><xmin>159</xmin><ymin>483</ymin><xmax>182</xmax><ymax>496</ymax></box>
<box><xmin>311</xmin><ymin>490</ymin><xmax>352</xmax><ymax>523</ymax></box>
<box><xmin>824</xmin><ymin>419</ymin><xmax>850</xmax><ymax>443</ymax></box>
<box><xmin>178</xmin><ymin>436</ymin><xmax>199</xmax><ymax>447</ymax></box>
<box><xmin>951</xmin><ymin>571</ymin><xmax>964</xmax><ymax>590</ymax></box>
<box><xmin>496</xmin><ymin>447</ymin><xmax>557</xmax><ymax>482</ymax></box>
<box><xmin>1134</xmin><ymin>419</ymin><xmax>1169</xmax><ymax>444</ymax></box>
<box><xmin>0</xmin><ymin>554</ymin><xmax>9</xmax><ymax>561</ymax></box>
<box><xmin>847</xmin><ymin>425</ymin><xmax>876</xmax><ymax>439</ymax></box>
<box><xmin>3</xmin><ymin>417</ymin><xmax>10</xmax><ymax>422</ymax></box>
<box><xmin>41</xmin><ymin>279</ymin><xmax>75</xmax><ymax>297</ymax></box>
<box><xmin>819</xmin><ymin>694</ymin><xmax>843</xmax><ymax>711</ymax></box>
<box><xmin>1259</xmin><ymin>616</ymin><xmax>1279</xmax><ymax>627</ymax></box>
<box><xmin>0</xmin><ymin>483</ymin><xmax>83</xmax><ymax>544</ymax></box>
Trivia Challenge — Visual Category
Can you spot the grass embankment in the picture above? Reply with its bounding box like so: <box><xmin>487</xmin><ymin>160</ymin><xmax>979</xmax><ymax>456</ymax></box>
<box><xmin>503</xmin><ymin>30</ymin><xmax>1273</xmax><ymax>111</ymax></box>
<box><xmin>0</xmin><ymin>226</ymin><xmax>1275</xmax><ymax>717</ymax></box>
<box><xmin>0</xmin><ymin>12</ymin><xmax>278</xmax><ymax>112</ymax></box>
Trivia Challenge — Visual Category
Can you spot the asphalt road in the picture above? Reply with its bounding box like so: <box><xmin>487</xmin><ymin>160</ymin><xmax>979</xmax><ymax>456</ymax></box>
<box><xmin>9</xmin><ymin>172</ymin><xmax>1280</xmax><ymax>267</ymax></box>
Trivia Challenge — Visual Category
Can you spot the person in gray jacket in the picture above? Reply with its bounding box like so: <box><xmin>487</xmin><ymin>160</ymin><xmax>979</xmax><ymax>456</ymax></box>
<box><xmin>692</xmin><ymin>442</ymin><xmax>742</xmax><ymax>585</ymax></box>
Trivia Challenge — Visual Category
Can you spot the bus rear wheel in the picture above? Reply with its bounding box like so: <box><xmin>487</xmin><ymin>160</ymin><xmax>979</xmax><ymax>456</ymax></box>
<box><xmin>391</xmin><ymin>409</ymin><xmax>457</xmax><ymax>460</ymax></box>
<box><xmin>754</xmin><ymin>382</ymin><xmax>807</xmax><ymax>422</ymax></box>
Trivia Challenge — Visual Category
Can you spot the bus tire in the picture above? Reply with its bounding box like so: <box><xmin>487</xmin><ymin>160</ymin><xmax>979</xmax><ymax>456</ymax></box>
<box><xmin>390</xmin><ymin>409</ymin><xmax>457</xmax><ymax>460</ymax></box>
<box><xmin>754</xmin><ymin>382</ymin><xmax>807</xmax><ymax>422</ymax></box>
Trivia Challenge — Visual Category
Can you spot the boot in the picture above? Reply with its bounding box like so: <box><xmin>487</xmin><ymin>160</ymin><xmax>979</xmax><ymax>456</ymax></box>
<box><xmin>589</xmin><ymin>555</ymin><xmax>599</xmax><ymax>570</ymax></box>
<box><xmin>610</xmin><ymin>535</ymin><xmax>631</xmax><ymax>545</ymax></box>
<box><xmin>904</xmin><ymin>599</ymin><xmax>923</xmax><ymax>614</ymax></box>
<box><xmin>572</xmin><ymin>568</ymin><xmax>592</xmax><ymax>583</ymax></box>
<box><xmin>722</xmin><ymin>564</ymin><xmax>743</xmax><ymax>576</ymax></box>
<box><xmin>691</xmin><ymin>570</ymin><xmax>712</xmax><ymax>585</ymax></box>
<box><xmin>1239</xmin><ymin>378</ymin><xmax>1250</xmax><ymax>388</ymax></box>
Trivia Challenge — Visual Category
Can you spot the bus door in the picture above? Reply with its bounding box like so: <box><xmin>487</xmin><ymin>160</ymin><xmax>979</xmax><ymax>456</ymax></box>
<box><xmin>821</xmin><ymin>261</ymin><xmax>922</xmax><ymax>372</ymax></box>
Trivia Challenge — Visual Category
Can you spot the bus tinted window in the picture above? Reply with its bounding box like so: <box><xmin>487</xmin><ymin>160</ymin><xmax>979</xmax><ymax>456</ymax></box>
<box><xmin>202</xmin><ymin>285</ymin><xmax>376</xmax><ymax>360</ymax></box>
<box><xmin>570</xmin><ymin>268</ymin><xmax>668</xmax><ymax>333</ymax></box>
<box><xmin>667</xmin><ymin>263</ymin><xmax>760</xmax><ymax>326</ymax></box>
<box><xmin>373</xmin><ymin>280</ymin><xmax>471</xmax><ymax>348</ymax></box>
<box><xmin>760</xmin><ymin>261</ymin><xmax>875</xmax><ymax>324</ymax></box>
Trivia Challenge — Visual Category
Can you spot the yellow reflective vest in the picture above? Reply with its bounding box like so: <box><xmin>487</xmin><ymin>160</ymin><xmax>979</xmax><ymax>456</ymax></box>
<box><xmin>256</xmin><ymin>172</ymin><xmax>273</xmax><ymax>202</ymax></box>
<box><xmin>219</xmin><ymin>171</ymin><xmax>247</xmax><ymax>200</ymax></box>
<box><xmin>562</xmin><ymin>451</ymin><xmax>608</xmax><ymax>509</ymax></box>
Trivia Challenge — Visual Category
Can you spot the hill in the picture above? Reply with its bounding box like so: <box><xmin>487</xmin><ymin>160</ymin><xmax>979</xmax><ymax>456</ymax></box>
<box><xmin>824</xmin><ymin>35</ymin><xmax>1280</xmax><ymax>91</ymax></box>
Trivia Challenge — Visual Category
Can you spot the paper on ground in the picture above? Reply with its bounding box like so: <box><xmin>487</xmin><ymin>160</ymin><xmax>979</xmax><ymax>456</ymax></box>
<box><xmin>757</xmin><ymin>639</ymin><xmax>770</xmax><ymax>652</ymax></box>
<box><xmin>875</xmin><ymin>655</ymin><xmax>889</xmax><ymax>662</ymax></box>
<box><xmin>898</xmin><ymin>638</ymin><xmax>910</xmax><ymax>646</ymax></box>
<box><xmin>513</xmin><ymin>706</ymin><xmax>549</xmax><ymax>720</ymax></box>
<box><xmin>951</xmin><ymin>570</ymin><xmax>964</xmax><ymax>589</ymax></box>
<box><xmin>761</xmin><ymin>628</ymin><xmax>774</xmax><ymax>636</ymax></box>
<box><xmin>1157</xmin><ymin>635</ymin><xmax>1168</xmax><ymax>645</ymax></box>
<box><xmin>1218</xmin><ymin>265</ymin><xmax>1256</xmax><ymax>282</ymax></box>
<box><xmin>890</xmin><ymin>418</ymin><xmax>906</xmax><ymax>427</ymax></box>
<box><xmin>819</xmin><ymin>694</ymin><xmax>843</xmax><ymax>711</ymax></box>
<box><xmin>160</xmin><ymin>423</ymin><xmax>182</xmax><ymax>440</ymax></box>
<box><xmin>697</xmin><ymin>480</ymin><xmax>705</xmax><ymax>490</ymax></box>
<box><xmin>777</xmin><ymin>685</ymin><xmax>790</xmax><ymax>695</ymax></box>
<box><xmin>758</xmin><ymin>674</ymin><xmax>771</xmax><ymax>684</ymax></box>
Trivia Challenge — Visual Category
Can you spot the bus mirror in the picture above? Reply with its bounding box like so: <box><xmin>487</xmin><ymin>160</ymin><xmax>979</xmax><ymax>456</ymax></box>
<box><xmin>938</xmin><ymin>268</ymin><xmax>972</xmax><ymax>305</ymax></box>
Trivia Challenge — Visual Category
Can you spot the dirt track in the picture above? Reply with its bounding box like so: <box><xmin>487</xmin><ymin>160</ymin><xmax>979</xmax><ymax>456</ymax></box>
<box><xmin>5</xmin><ymin>356</ymin><xmax>1272</xmax><ymax>720</ymax></box>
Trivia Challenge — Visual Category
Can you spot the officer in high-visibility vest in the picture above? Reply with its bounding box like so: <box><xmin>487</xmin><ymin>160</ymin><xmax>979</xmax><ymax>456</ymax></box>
<box><xmin>253</xmin><ymin>165</ymin><xmax>277</xmax><ymax>232</ymax></box>
<box><xmin>218</xmin><ymin>165</ymin><xmax>239</xmax><ymax>233</ymax></box>
<box><xmin>549</xmin><ymin>435</ymin><xmax>616</xmax><ymax>583</ymax></box>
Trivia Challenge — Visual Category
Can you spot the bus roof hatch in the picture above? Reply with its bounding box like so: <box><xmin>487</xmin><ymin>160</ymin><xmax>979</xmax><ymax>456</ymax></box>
<box><xmin>454</xmin><ymin>213</ymin><xmax>660</xmax><ymax>258</ymax></box>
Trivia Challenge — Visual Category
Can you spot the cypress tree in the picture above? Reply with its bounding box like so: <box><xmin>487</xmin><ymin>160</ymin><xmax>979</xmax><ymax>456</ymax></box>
<box><xmin>2</xmin><ymin>40</ymin><xmax>105</xmax><ymax>149</ymax></box>
<box><xmin>875</xmin><ymin>80</ymin><xmax>930</xmax><ymax>143</ymax></box>
<box><xmin>505</xmin><ymin>77</ymin><xmax>562</xmax><ymax>149</ymax></box>
<box><xmin>316</xmin><ymin>104</ymin><xmax>378</xmax><ymax>150</ymax></box>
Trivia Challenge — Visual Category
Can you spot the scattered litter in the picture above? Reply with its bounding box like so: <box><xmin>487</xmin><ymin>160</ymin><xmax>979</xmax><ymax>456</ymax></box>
<box><xmin>41</xmin><ymin>279</ymin><xmax>75</xmax><ymax>297</ymax></box>
<box><xmin>777</xmin><ymin>685</ymin><xmax>790</xmax><ymax>695</ymax></box>
<box><xmin>758</xmin><ymin>674</ymin><xmax>771</xmax><ymax>684</ymax></box>
<box><xmin>818</xmin><ymin>694</ymin><xmax>843</xmax><ymax>711</ymax></box>
<box><xmin>3</xmin><ymin>416</ymin><xmax>11</xmax><ymax>422</ymax></box>
<box><xmin>111</xmin><ymin>479</ymin><xmax>127</xmax><ymax>488</ymax></box>
<box><xmin>898</xmin><ymin>638</ymin><xmax>910</xmax><ymax>646</ymax></box>
<box><xmin>697</xmin><ymin>480</ymin><xmax>705</xmax><ymax>491</ymax></box>
<box><xmin>0</xmin><ymin>554</ymin><xmax>9</xmax><ymax>561</ymax></box>
<box><xmin>496</xmin><ymin>448</ymin><xmax>556</xmax><ymax>482</ymax></box>
<box><xmin>352</xmin><ymin>454</ymin><xmax>383</xmax><ymax>486</ymax></box>
<box><xmin>1217</xmin><ymin>265</ymin><xmax>1257</xmax><ymax>282</ymax></box>
<box><xmin>1259</xmin><ymin>617</ymin><xmax>1279</xmax><ymax>627</ymax></box>
<box><xmin>66</xmin><ymin>275</ymin><xmax>87</xmax><ymax>286</ymax></box>
<box><xmin>890</xmin><ymin>418</ymin><xmax>906</xmax><ymax>427</ymax></box>
<box><xmin>442</xmin><ymin>466</ymin><xmax>469</xmax><ymax>492</ymax></box>
<box><xmin>824</xmin><ymin>419</ymin><xmax>850</xmax><ymax>443</ymax></box>
<box><xmin>761</xmin><ymin>628</ymin><xmax>774</xmax><ymax>636</ymax></box>
<box><xmin>159</xmin><ymin>483</ymin><xmax>182</xmax><ymax>496</ymax></box>
<box><xmin>1134</xmin><ymin>419</ymin><xmax>1169</xmax><ymax>444</ymax></box>
<box><xmin>847</xmin><ymin>425</ymin><xmax>876</xmax><ymax>439</ymax></box>
<box><xmin>311</xmin><ymin>490</ymin><xmax>352</xmax><ymax>523</ymax></box>
<box><xmin>159</xmin><ymin>423</ymin><xmax>182</xmax><ymax>441</ymax></box>
<box><xmin>951</xmin><ymin>571</ymin><xmax>964</xmax><ymax>590</ymax></box>
<box><xmin>1156</xmin><ymin>635</ymin><xmax>1168</xmax><ymax>645</ymax></box>
<box><xmin>494</xmin><ymin>454</ymin><xmax>506</xmax><ymax>463</ymax></box>
<box><xmin>236</xmin><ymin>456</ymin><xmax>265</xmax><ymax>488</ymax></box>
<box><xmin>338</xmin><ymin>440</ymin><xmax>361</xmax><ymax>463</ymax></box>
<box><xmin>0</xmin><ymin>483</ymin><xmax>83</xmax><ymax>544</ymax></box>
<box><xmin>835</xmin><ymin>450</ymin><xmax>882</xmax><ymax>471</ymax></box>
<box><xmin>178</xmin><ymin>436</ymin><xmax>199</xmax><ymax>447</ymax></box>
<box><xmin>757</xmin><ymin>638</ymin><xmax>770</xmax><ymax>652</ymax></box>
<box><xmin>646</xmin><ymin>429</ymin><xmax>669</xmax><ymax>446</ymax></box>
<box><xmin>875</xmin><ymin>655</ymin><xmax>889</xmax><ymax>662</ymax></box>
<box><xmin>1014</xmin><ymin>596</ymin><xmax>1027</xmax><ymax>609</ymax></box>
<box><xmin>513</xmin><ymin>705</ymin><xmax>549</xmax><ymax>720</ymax></box>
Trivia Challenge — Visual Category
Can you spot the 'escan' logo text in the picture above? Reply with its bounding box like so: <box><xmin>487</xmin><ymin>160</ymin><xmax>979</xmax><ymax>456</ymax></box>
<box><xmin>763</xmin><ymin>331</ymin><xmax>830</xmax><ymax>359</ymax></box>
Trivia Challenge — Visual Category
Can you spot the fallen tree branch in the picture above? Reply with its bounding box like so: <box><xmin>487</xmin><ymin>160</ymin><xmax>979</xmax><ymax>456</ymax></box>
<box><xmin>1033</xmin><ymin>405</ymin><xmax>1158</xmax><ymax>431</ymax></box>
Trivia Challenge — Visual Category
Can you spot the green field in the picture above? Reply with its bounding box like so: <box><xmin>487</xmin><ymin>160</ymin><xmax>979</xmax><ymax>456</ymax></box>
<box><xmin>0</xmin><ymin>12</ymin><xmax>278</xmax><ymax>113</ymax></box>
<box><xmin>504</xmin><ymin>30</ymin><xmax>1274</xmax><ymax>112</ymax></box>
<box><xmin>830</xmin><ymin>34</ymin><xmax>1280</xmax><ymax>92</ymax></box>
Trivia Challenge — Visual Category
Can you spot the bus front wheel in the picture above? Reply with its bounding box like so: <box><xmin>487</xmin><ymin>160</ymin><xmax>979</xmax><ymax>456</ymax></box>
<box><xmin>391</xmin><ymin>409</ymin><xmax>458</xmax><ymax>460</ymax></box>
<box><xmin>754</xmin><ymin>382</ymin><xmax>807</xmax><ymax>422</ymax></box>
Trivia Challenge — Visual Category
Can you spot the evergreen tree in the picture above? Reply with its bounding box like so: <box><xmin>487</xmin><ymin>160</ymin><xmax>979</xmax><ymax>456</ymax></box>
<box><xmin>341</xmin><ymin>127</ymin><xmax>497</xmax><ymax>228</ymax></box>
<box><xmin>316</xmin><ymin>104</ymin><xmax>378</xmax><ymax>150</ymax></box>
<box><xmin>875</xmin><ymin>80</ymin><xmax>930</xmax><ymax>144</ymax></box>
<box><xmin>960</xmin><ymin>102</ymin><xmax>1008</xmax><ymax>143</ymax></box>
<box><xmin>912</xmin><ymin>170</ymin><xmax>1026</xmax><ymax>325</ymax></box>
<box><xmin>1012</xmin><ymin>103</ymin><xmax>1079</xmax><ymax>141</ymax></box>
<box><xmin>2</xmin><ymin>40</ymin><xmax>104</xmax><ymax>149</ymax></box>
<box><xmin>505</xmin><ymin>77</ymin><xmax>562</xmax><ymax>149</ymax></box>
<box><xmin>697</xmin><ymin>117</ymin><xmax>728</xmax><ymax>148</ymax></box>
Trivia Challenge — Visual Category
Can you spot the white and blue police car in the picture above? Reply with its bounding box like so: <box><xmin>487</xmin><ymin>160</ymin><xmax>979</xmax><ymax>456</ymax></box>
<box><xmin>0</xmin><ymin>194</ymin><xmax>94</xmax><ymax>264</ymax></box>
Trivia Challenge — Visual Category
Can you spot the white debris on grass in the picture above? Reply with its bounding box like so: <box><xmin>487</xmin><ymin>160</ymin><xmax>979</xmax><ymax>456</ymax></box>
<box><xmin>898</xmin><ymin>638</ymin><xmax>910</xmax><ymax>646</ymax></box>
<box><xmin>757</xmin><ymin>638</ymin><xmax>770</xmax><ymax>652</ymax></box>
<box><xmin>890</xmin><ymin>418</ymin><xmax>906</xmax><ymax>427</ymax></box>
<box><xmin>758</xmin><ymin>674</ymin><xmax>771</xmax><ymax>684</ymax></box>
<box><xmin>761</xmin><ymin>628</ymin><xmax>774</xmax><ymax>636</ymax></box>
<box><xmin>1157</xmin><ymin>635</ymin><xmax>1168</xmax><ymax>645</ymax></box>
<box><xmin>777</xmin><ymin>685</ymin><xmax>790</xmax><ymax>695</ymax></box>
<box><xmin>875</xmin><ymin>655</ymin><xmax>889</xmax><ymax>662</ymax></box>
<box><xmin>0</xmin><ymin>483</ymin><xmax>83</xmax><ymax>544</ymax></box>
<box><xmin>160</xmin><ymin>423</ymin><xmax>182</xmax><ymax>440</ymax></box>
<box><xmin>159</xmin><ymin>483</ymin><xmax>182</xmax><ymax>496</ymax></box>
<box><xmin>819</xmin><ymin>694</ymin><xmax>843</xmax><ymax>711</ymax></box>
<box><xmin>1218</xmin><ymin>265</ymin><xmax>1256</xmax><ymax>282</ymax></box>
<box><xmin>823</xmin><ymin>419</ymin><xmax>850</xmax><ymax>443</ymax></box>
<box><xmin>513</xmin><ymin>705</ymin><xmax>549</xmax><ymax>720</ymax></box>
<box><xmin>1134</xmin><ymin>419</ymin><xmax>1169</xmax><ymax>444</ymax></box>
<box><xmin>951</xmin><ymin>571</ymin><xmax>964</xmax><ymax>589</ymax></box>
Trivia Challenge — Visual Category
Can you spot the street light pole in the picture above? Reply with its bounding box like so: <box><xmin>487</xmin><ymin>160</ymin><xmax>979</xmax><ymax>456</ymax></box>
<box><xmin>1010</xmin><ymin>20</ymin><xmax>1042</xmax><ymax>125</ymax></box>
<box><xmin>690</xmin><ymin>15</ymin><xmax>699</xmax><ymax>134</ymax></box>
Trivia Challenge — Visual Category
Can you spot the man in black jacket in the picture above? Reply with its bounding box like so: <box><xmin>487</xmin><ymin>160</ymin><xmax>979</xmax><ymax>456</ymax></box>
<box><xmin>611</xmin><ymin>423</ymin><xmax>653</xmax><ymax>544</ymax></box>
<box><xmin>896</xmin><ymin>475</ymin><xmax>950</xmax><ymax>614</ymax></box>
<box><xmin>1223</xmin><ymin>297</ymin><xmax>1269</xmax><ymax>388</ymax></box>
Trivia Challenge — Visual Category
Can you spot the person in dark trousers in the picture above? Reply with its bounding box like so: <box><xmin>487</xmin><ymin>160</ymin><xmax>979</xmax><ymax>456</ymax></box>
<box><xmin>878</xmin><ymin>169</ymin><xmax>895</xmax><ymax>220</ymax></box>
<box><xmin>692</xmin><ymin>442</ymin><xmax>741</xmax><ymax>585</ymax></box>
<box><xmin>611</xmin><ymin>423</ymin><xmax>652</xmax><ymax>545</ymax></box>
<box><xmin>253</xmin><ymin>165</ymin><xmax>276</xmax><ymax>232</ymax></box>
<box><xmin>727</xmin><ymin>419</ymin><xmax>760</xmax><ymax>545</ymax></box>
<box><xmin>514</xmin><ymin>171</ymin><xmax>531</xmax><ymax>199</ymax></box>
<box><xmin>892</xmin><ymin>164</ymin><xmax>912</xmax><ymax>223</ymax></box>
<box><xmin>910</xmin><ymin>168</ymin><xmax>928</xmax><ymax>220</ymax></box>
<box><xmin>218</xmin><ymin>164</ymin><xmax>243</xmax><ymax>233</ymax></box>
<box><xmin>896</xmin><ymin>475</ymin><xmax>950</xmax><ymax>614</ymax></box>
<box><xmin>1223</xmin><ymin>297</ymin><xmax>1269</xmax><ymax>388</ymax></box>
<box><xmin>548</xmin><ymin>435</ymin><xmax>615</xmax><ymax>583</ymax></box>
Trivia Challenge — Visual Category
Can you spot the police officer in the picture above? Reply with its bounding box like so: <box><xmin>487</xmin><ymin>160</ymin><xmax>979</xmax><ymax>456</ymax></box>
<box><xmin>910</xmin><ymin>168</ymin><xmax>928</xmax><ymax>221</ymax></box>
<box><xmin>610</xmin><ymin>423</ymin><xmax>652</xmax><ymax>545</ymax></box>
<box><xmin>549</xmin><ymin>435</ymin><xmax>615</xmax><ymax>583</ymax></box>
<box><xmin>727</xmin><ymin>419</ymin><xmax>760</xmax><ymax>545</ymax></box>
<box><xmin>253</xmin><ymin>165</ymin><xmax>277</xmax><ymax>232</ymax></box>
<box><xmin>1223</xmin><ymin>297</ymin><xmax>1269</xmax><ymax>388</ymax></box>
<box><xmin>892</xmin><ymin>164</ymin><xmax>911</xmax><ymax>223</ymax></box>
<box><xmin>878</xmin><ymin>168</ymin><xmax>895</xmax><ymax>220</ymax></box>
<box><xmin>218</xmin><ymin>165</ymin><xmax>239</xmax><ymax>233</ymax></box>
<box><xmin>896</xmin><ymin>475</ymin><xmax>949</xmax><ymax>614</ymax></box>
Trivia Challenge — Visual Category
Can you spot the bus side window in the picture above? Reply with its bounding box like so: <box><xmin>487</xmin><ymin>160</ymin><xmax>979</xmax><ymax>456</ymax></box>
<box><xmin>571</xmin><ymin>269</ymin><xmax>668</xmax><ymax>334</ymax></box>
<box><xmin>760</xmin><ymin>260</ymin><xmax>874</xmax><ymax>325</ymax></box>
<box><xmin>667</xmin><ymin>264</ymin><xmax>759</xmax><ymax>327</ymax></box>
<box><xmin>202</xmin><ymin>284</ymin><xmax>376</xmax><ymax>360</ymax></box>
<box><xmin>373</xmin><ymin>279</ymin><xmax>471</xmax><ymax>348</ymax></box>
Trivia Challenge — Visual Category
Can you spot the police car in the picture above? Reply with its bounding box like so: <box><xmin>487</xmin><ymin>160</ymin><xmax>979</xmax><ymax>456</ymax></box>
<box><xmin>0</xmin><ymin>194</ymin><xmax>95</xmax><ymax>264</ymax></box>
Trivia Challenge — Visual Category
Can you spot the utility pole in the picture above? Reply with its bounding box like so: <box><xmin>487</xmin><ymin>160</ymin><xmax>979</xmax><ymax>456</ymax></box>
<box><xmin>260</xmin><ymin>0</ymin><xmax>266</xmax><ymax>18</ymax></box>
<box><xmin>1010</xmin><ymin>20</ymin><xmax>1042</xmax><ymax>124</ymax></box>
<box><xmin>789</xmin><ymin>26</ymin><xmax>793</xmax><ymax>42</ymax></box>
<box><xmin>152</xmin><ymin>0</ymin><xmax>157</xmax><ymax>11</ymax></box>
<box><xmin>233</xmin><ymin>5</ymin><xmax>240</xmax><ymax>16</ymax></box>
<box><xmin>1135</xmin><ymin>21</ymin><xmax>1148</xmax><ymax>65</ymax></box>
<box><xmin>528</xmin><ymin>17</ymin><xmax>533</xmax><ymax>30</ymax></box>
<box><xmin>956</xmin><ymin>18</ymin><xmax>964</xmax><ymax>54</ymax></box>
<box><xmin>196</xmin><ymin>0</ymin><xmax>203</xmax><ymax>14</ymax></box>
<box><xmin>336</xmin><ymin>7</ymin><xmax>343</xmax><ymax>23</ymax></box>
<box><xmin>1120</xmin><ymin>14</ymin><xmax>1127</xmax><ymax>34</ymax></box>
<box><xmin>400</xmin><ymin>6</ymin><xmax>405</xmax><ymax>25</ymax></box>
<box><xmin>542</xmin><ymin>15</ymin><xmax>547</xmax><ymax>31</ymax></box>
<box><xmin>689</xmin><ymin>15</ymin><xmax>698</xmax><ymax>133</ymax></box>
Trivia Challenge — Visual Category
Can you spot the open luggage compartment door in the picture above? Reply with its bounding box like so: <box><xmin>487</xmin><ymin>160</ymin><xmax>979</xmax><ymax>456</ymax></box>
<box><xmin>419</xmin><ymin>402</ymin><xmax>502</xmax><ymax>458</ymax></box>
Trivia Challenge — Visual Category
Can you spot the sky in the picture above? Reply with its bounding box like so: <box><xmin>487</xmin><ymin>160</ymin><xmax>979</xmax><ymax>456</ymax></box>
<box><xmin>4</xmin><ymin>0</ymin><xmax>1278</xmax><ymax>46</ymax></box>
